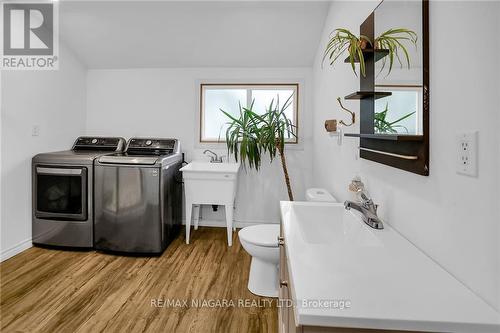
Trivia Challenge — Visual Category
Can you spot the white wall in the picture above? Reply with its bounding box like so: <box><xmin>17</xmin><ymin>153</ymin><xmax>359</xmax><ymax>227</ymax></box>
<box><xmin>497</xmin><ymin>4</ymin><xmax>500</xmax><ymax>309</ymax></box>
<box><xmin>312</xmin><ymin>0</ymin><xmax>500</xmax><ymax>311</ymax></box>
<box><xmin>0</xmin><ymin>44</ymin><xmax>87</xmax><ymax>260</ymax></box>
<box><xmin>86</xmin><ymin>68</ymin><xmax>313</xmax><ymax>226</ymax></box>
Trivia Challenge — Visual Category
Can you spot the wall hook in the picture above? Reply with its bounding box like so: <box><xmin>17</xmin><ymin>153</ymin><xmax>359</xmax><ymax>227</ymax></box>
<box><xmin>337</xmin><ymin>97</ymin><xmax>355</xmax><ymax>127</ymax></box>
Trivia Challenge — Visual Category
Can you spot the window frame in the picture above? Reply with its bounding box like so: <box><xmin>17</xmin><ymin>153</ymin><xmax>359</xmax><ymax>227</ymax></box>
<box><xmin>199</xmin><ymin>83</ymin><xmax>299</xmax><ymax>144</ymax></box>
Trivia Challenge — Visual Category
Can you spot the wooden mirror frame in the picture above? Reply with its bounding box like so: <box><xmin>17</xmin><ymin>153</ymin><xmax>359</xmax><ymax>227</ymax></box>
<box><xmin>345</xmin><ymin>0</ymin><xmax>429</xmax><ymax>176</ymax></box>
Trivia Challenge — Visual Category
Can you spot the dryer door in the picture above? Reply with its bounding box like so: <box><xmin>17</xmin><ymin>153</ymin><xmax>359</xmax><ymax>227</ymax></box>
<box><xmin>34</xmin><ymin>165</ymin><xmax>88</xmax><ymax>221</ymax></box>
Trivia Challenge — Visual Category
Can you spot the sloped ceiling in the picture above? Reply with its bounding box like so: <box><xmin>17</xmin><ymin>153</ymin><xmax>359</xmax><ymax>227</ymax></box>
<box><xmin>59</xmin><ymin>1</ymin><xmax>330</xmax><ymax>69</ymax></box>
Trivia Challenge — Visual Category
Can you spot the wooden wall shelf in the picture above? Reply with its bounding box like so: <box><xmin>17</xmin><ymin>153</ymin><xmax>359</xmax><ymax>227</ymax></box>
<box><xmin>344</xmin><ymin>133</ymin><xmax>424</xmax><ymax>142</ymax></box>
<box><xmin>343</xmin><ymin>49</ymin><xmax>389</xmax><ymax>63</ymax></box>
<box><xmin>345</xmin><ymin>91</ymin><xmax>392</xmax><ymax>100</ymax></box>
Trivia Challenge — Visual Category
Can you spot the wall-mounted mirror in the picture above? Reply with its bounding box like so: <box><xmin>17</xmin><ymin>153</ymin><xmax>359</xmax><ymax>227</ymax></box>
<box><xmin>374</xmin><ymin>0</ymin><xmax>424</xmax><ymax>136</ymax></box>
<box><xmin>344</xmin><ymin>0</ymin><xmax>429</xmax><ymax>175</ymax></box>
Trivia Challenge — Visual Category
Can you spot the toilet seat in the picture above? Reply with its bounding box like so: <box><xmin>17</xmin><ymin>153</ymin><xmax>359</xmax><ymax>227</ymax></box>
<box><xmin>238</xmin><ymin>224</ymin><xmax>280</xmax><ymax>248</ymax></box>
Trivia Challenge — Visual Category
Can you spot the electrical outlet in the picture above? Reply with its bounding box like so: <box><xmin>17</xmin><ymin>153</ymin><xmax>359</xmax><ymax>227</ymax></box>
<box><xmin>32</xmin><ymin>125</ymin><xmax>40</xmax><ymax>137</ymax></box>
<box><xmin>456</xmin><ymin>131</ymin><xmax>478</xmax><ymax>177</ymax></box>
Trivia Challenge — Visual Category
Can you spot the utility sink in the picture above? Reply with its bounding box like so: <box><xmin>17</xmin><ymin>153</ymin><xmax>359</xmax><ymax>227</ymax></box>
<box><xmin>180</xmin><ymin>161</ymin><xmax>240</xmax><ymax>246</ymax></box>
<box><xmin>180</xmin><ymin>161</ymin><xmax>240</xmax><ymax>174</ymax></box>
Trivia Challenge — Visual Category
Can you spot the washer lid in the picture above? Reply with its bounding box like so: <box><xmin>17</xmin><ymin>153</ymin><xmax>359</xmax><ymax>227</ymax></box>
<box><xmin>238</xmin><ymin>224</ymin><xmax>280</xmax><ymax>248</ymax></box>
<box><xmin>98</xmin><ymin>154</ymin><xmax>159</xmax><ymax>165</ymax></box>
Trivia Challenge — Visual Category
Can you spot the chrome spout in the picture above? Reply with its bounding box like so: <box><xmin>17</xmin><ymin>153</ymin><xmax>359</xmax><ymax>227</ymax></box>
<box><xmin>203</xmin><ymin>150</ymin><xmax>223</xmax><ymax>163</ymax></box>
<box><xmin>344</xmin><ymin>193</ymin><xmax>384</xmax><ymax>230</ymax></box>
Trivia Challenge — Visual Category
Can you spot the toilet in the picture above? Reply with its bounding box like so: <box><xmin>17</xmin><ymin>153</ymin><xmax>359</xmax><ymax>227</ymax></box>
<box><xmin>239</xmin><ymin>224</ymin><xmax>280</xmax><ymax>297</ymax></box>
<box><xmin>238</xmin><ymin>188</ymin><xmax>337</xmax><ymax>297</ymax></box>
<box><xmin>305</xmin><ymin>188</ymin><xmax>338</xmax><ymax>203</ymax></box>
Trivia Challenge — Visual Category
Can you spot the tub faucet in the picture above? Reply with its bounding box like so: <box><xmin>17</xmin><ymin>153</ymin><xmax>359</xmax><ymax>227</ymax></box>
<box><xmin>344</xmin><ymin>191</ymin><xmax>384</xmax><ymax>229</ymax></box>
<box><xmin>203</xmin><ymin>149</ymin><xmax>223</xmax><ymax>163</ymax></box>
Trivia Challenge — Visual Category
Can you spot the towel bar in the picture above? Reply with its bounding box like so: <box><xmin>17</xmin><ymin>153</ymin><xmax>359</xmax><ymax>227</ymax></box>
<box><xmin>359</xmin><ymin>147</ymin><xmax>418</xmax><ymax>160</ymax></box>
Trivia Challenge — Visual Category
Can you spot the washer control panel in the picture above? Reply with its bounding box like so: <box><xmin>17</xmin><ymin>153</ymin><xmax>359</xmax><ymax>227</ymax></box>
<box><xmin>73</xmin><ymin>137</ymin><xmax>126</xmax><ymax>151</ymax></box>
<box><xmin>127</xmin><ymin>138</ymin><xmax>176</xmax><ymax>150</ymax></box>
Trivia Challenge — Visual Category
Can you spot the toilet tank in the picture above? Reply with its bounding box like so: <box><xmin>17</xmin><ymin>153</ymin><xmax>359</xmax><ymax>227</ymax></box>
<box><xmin>305</xmin><ymin>188</ymin><xmax>337</xmax><ymax>202</ymax></box>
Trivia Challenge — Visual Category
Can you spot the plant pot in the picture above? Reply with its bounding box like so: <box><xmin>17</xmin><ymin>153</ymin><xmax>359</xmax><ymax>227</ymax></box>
<box><xmin>358</xmin><ymin>39</ymin><xmax>369</xmax><ymax>50</ymax></box>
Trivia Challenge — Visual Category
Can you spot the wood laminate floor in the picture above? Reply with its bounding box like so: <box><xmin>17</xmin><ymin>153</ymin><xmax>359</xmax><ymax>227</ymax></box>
<box><xmin>0</xmin><ymin>227</ymin><xmax>277</xmax><ymax>333</ymax></box>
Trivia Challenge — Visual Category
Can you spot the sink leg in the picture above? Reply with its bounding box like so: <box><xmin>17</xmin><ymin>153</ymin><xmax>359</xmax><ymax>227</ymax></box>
<box><xmin>186</xmin><ymin>202</ymin><xmax>192</xmax><ymax>244</ymax></box>
<box><xmin>232</xmin><ymin>200</ymin><xmax>236</xmax><ymax>231</ymax></box>
<box><xmin>193</xmin><ymin>205</ymin><xmax>200</xmax><ymax>230</ymax></box>
<box><xmin>225</xmin><ymin>204</ymin><xmax>233</xmax><ymax>246</ymax></box>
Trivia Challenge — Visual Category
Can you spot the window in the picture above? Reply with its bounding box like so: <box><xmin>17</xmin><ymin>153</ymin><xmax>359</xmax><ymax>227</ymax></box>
<box><xmin>200</xmin><ymin>83</ymin><xmax>299</xmax><ymax>143</ymax></box>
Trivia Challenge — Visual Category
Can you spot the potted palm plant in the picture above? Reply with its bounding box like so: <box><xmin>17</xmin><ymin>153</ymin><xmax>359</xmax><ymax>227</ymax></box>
<box><xmin>221</xmin><ymin>95</ymin><xmax>296</xmax><ymax>201</ymax></box>
<box><xmin>374</xmin><ymin>103</ymin><xmax>416</xmax><ymax>134</ymax></box>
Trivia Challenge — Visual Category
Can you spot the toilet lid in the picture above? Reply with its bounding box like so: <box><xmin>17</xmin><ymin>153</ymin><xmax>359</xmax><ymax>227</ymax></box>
<box><xmin>238</xmin><ymin>224</ymin><xmax>280</xmax><ymax>248</ymax></box>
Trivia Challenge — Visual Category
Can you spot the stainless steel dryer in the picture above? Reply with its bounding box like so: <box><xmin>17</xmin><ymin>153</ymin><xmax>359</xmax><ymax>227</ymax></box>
<box><xmin>93</xmin><ymin>138</ymin><xmax>182</xmax><ymax>255</ymax></box>
<box><xmin>32</xmin><ymin>137</ymin><xmax>126</xmax><ymax>248</ymax></box>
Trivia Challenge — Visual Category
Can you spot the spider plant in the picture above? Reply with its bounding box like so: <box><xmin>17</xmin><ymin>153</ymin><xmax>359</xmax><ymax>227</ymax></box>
<box><xmin>374</xmin><ymin>102</ymin><xmax>415</xmax><ymax>134</ymax></box>
<box><xmin>375</xmin><ymin>28</ymin><xmax>418</xmax><ymax>76</ymax></box>
<box><xmin>323</xmin><ymin>28</ymin><xmax>372</xmax><ymax>77</ymax></box>
<box><xmin>221</xmin><ymin>94</ymin><xmax>297</xmax><ymax>201</ymax></box>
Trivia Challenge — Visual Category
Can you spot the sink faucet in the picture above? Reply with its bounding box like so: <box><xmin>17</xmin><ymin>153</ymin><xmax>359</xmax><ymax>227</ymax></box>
<box><xmin>203</xmin><ymin>149</ymin><xmax>224</xmax><ymax>163</ymax></box>
<box><xmin>344</xmin><ymin>191</ymin><xmax>384</xmax><ymax>229</ymax></box>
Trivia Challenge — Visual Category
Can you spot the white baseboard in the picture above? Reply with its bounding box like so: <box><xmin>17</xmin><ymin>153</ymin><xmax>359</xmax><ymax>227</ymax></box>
<box><xmin>1</xmin><ymin>238</ymin><xmax>32</xmax><ymax>262</ymax></box>
<box><xmin>182</xmin><ymin>219</ymin><xmax>278</xmax><ymax>229</ymax></box>
<box><xmin>0</xmin><ymin>220</ymin><xmax>275</xmax><ymax>262</ymax></box>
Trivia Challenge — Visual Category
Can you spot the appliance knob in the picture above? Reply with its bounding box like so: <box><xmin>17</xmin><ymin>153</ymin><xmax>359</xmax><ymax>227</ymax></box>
<box><xmin>91</xmin><ymin>138</ymin><xmax>98</xmax><ymax>144</ymax></box>
<box><xmin>146</xmin><ymin>140</ymin><xmax>152</xmax><ymax>146</ymax></box>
